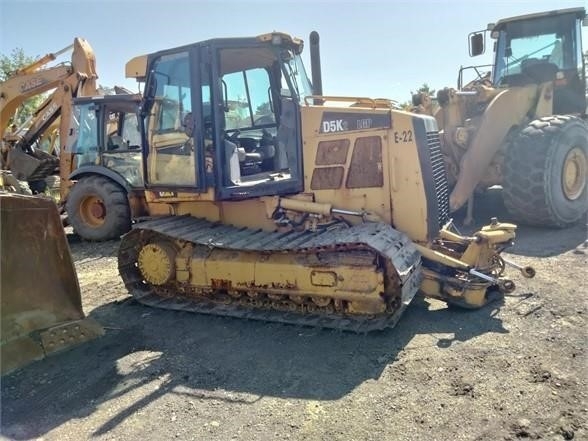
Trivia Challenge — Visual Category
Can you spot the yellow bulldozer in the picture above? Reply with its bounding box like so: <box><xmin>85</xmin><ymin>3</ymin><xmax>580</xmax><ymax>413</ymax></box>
<box><xmin>412</xmin><ymin>7</ymin><xmax>587</xmax><ymax>227</ymax></box>
<box><xmin>116</xmin><ymin>31</ymin><xmax>534</xmax><ymax>331</ymax></box>
<box><xmin>0</xmin><ymin>193</ymin><xmax>103</xmax><ymax>375</ymax></box>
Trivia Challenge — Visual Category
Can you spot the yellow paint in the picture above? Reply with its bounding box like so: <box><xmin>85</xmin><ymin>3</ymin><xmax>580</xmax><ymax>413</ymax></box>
<box><xmin>133</xmin><ymin>96</ymin><xmax>518</xmax><ymax>311</ymax></box>
<box><xmin>449</xmin><ymin>85</ymin><xmax>539</xmax><ymax>210</ymax></box>
<box><xmin>300</xmin><ymin>106</ymin><xmax>430</xmax><ymax>243</ymax></box>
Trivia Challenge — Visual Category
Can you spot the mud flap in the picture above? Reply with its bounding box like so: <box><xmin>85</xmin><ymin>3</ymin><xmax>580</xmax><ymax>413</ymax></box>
<box><xmin>1</xmin><ymin>193</ymin><xmax>103</xmax><ymax>375</ymax></box>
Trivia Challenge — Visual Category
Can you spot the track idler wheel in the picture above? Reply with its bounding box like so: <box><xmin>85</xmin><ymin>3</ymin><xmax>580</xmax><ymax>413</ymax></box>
<box><xmin>138</xmin><ymin>242</ymin><xmax>177</xmax><ymax>285</ymax></box>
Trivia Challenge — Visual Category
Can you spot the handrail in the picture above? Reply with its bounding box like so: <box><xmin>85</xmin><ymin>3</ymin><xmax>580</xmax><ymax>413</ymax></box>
<box><xmin>303</xmin><ymin>95</ymin><xmax>398</xmax><ymax>109</ymax></box>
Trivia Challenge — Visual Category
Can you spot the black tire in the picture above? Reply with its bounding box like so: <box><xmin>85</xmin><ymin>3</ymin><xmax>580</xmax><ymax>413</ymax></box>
<box><xmin>503</xmin><ymin>116</ymin><xmax>588</xmax><ymax>228</ymax></box>
<box><xmin>65</xmin><ymin>175</ymin><xmax>131</xmax><ymax>241</ymax></box>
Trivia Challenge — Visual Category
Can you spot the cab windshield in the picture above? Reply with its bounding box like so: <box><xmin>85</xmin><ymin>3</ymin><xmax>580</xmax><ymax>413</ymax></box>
<box><xmin>281</xmin><ymin>51</ymin><xmax>313</xmax><ymax>104</ymax></box>
<box><xmin>493</xmin><ymin>14</ymin><xmax>576</xmax><ymax>86</ymax></box>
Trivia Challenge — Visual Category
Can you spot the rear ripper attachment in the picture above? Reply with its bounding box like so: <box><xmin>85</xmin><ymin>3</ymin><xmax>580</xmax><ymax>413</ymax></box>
<box><xmin>417</xmin><ymin>218</ymin><xmax>530</xmax><ymax>309</ymax></box>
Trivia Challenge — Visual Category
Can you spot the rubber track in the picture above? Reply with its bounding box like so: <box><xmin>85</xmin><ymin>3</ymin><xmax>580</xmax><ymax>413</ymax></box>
<box><xmin>118</xmin><ymin>216</ymin><xmax>422</xmax><ymax>332</ymax></box>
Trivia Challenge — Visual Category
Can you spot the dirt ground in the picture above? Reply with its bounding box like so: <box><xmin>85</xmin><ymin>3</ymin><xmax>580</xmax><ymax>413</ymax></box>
<box><xmin>1</xmin><ymin>191</ymin><xmax>587</xmax><ymax>441</ymax></box>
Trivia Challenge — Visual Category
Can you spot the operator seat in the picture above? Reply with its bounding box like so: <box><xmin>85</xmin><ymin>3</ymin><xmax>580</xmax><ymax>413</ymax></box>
<box><xmin>520</xmin><ymin>58</ymin><xmax>558</xmax><ymax>84</ymax></box>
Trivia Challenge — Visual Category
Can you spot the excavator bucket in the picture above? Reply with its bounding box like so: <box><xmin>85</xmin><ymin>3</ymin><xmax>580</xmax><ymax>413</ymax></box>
<box><xmin>0</xmin><ymin>193</ymin><xmax>103</xmax><ymax>375</ymax></box>
<box><xmin>7</xmin><ymin>146</ymin><xmax>59</xmax><ymax>182</ymax></box>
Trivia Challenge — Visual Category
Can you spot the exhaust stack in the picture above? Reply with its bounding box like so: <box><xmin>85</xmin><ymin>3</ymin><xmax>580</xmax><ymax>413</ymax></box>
<box><xmin>309</xmin><ymin>31</ymin><xmax>323</xmax><ymax>104</ymax></box>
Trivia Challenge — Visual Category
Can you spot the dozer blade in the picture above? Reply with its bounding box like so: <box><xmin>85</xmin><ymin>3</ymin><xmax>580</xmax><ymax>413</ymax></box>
<box><xmin>0</xmin><ymin>193</ymin><xmax>103</xmax><ymax>375</ymax></box>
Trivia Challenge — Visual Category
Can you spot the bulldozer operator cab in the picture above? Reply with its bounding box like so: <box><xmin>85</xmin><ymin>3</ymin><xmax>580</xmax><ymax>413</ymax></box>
<box><xmin>140</xmin><ymin>34</ymin><xmax>308</xmax><ymax>200</ymax></box>
<box><xmin>470</xmin><ymin>7</ymin><xmax>586</xmax><ymax>114</ymax></box>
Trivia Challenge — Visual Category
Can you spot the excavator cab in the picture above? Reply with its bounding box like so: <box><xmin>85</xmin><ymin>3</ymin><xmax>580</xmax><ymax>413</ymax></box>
<box><xmin>138</xmin><ymin>34</ymin><xmax>306</xmax><ymax>200</ymax></box>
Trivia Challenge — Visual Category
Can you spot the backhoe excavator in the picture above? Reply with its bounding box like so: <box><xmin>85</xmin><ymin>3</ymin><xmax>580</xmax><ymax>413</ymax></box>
<box><xmin>116</xmin><ymin>31</ymin><xmax>534</xmax><ymax>332</ymax></box>
<box><xmin>412</xmin><ymin>7</ymin><xmax>587</xmax><ymax>227</ymax></box>
<box><xmin>0</xmin><ymin>39</ymin><xmax>147</xmax><ymax>240</ymax></box>
<box><xmin>0</xmin><ymin>37</ymin><xmax>98</xmax><ymax>195</ymax></box>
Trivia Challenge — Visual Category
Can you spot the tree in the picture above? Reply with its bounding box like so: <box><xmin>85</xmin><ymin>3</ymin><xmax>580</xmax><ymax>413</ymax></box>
<box><xmin>400</xmin><ymin>83</ymin><xmax>436</xmax><ymax>110</ymax></box>
<box><xmin>0</xmin><ymin>48</ymin><xmax>46</xmax><ymax>125</ymax></box>
<box><xmin>98</xmin><ymin>85</ymin><xmax>116</xmax><ymax>95</ymax></box>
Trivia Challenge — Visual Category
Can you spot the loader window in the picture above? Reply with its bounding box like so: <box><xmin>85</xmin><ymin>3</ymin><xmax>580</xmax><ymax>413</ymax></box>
<box><xmin>121</xmin><ymin>113</ymin><xmax>141</xmax><ymax>148</ymax></box>
<box><xmin>103</xmin><ymin>110</ymin><xmax>143</xmax><ymax>187</ymax></box>
<box><xmin>493</xmin><ymin>14</ymin><xmax>576</xmax><ymax>86</ymax></box>
<box><xmin>69</xmin><ymin>103</ymin><xmax>99</xmax><ymax>168</ymax></box>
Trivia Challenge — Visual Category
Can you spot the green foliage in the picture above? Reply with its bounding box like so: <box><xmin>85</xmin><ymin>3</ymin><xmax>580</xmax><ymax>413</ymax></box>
<box><xmin>98</xmin><ymin>85</ymin><xmax>116</xmax><ymax>95</ymax></box>
<box><xmin>256</xmin><ymin>101</ymin><xmax>271</xmax><ymax>115</ymax></box>
<box><xmin>411</xmin><ymin>83</ymin><xmax>435</xmax><ymax>97</ymax></box>
<box><xmin>400</xmin><ymin>83</ymin><xmax>436</xmax><ymax>110</ymax></box>
<box><xmin>0</xmin><ymin>48</ymin><xmax>46</xmax><ymax>125</ymax></box>
<box><xmin>0</xmin><ymin>48</ymin><xmax>33</xmax><ymax>81</ymax></box>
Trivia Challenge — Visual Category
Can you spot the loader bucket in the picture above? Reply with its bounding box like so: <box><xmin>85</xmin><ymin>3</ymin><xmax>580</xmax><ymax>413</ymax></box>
<box><xmin>0</xmin><ymin>193</ymin><xmax>103</xmax><ymax>375</ymax></box>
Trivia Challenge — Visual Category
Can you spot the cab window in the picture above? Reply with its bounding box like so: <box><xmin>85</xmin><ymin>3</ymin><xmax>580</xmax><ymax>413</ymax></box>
<box><xmin>145</xmin><ymin>51</ymin><xmax>196</xmax><ymax>187</ymax></box>
<box><xmin>69</xmin><ymin>103</ymin><xmax>99</xmax><ymax>168</ymax></box>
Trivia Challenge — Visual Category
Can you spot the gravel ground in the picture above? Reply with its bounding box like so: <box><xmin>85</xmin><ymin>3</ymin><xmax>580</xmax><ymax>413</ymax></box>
<box><xmin>1</xmin><ymin>191</ymin><xmax>587</xmax><ymax>441</ymax></box>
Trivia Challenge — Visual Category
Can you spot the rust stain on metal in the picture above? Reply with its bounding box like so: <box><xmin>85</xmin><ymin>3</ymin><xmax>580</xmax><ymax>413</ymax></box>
<box><xmin>315</xmin><ymin>139</ymin><xmax>350</xmax><ymax>165</ymax></box>
<box><xmin>310</xmin><ymin>166</ymin><xmax>344</xmax><ymax>190</ymax></box>
<box><xmin>346</xmin><ymin>136</ymin><xmax>383</xmax><ymax>188</ymax></box>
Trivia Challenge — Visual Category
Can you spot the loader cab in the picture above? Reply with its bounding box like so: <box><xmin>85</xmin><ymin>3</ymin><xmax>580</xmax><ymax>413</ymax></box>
<box><xmin>489</xmin><ymin>7</ymin><xmax>586</xmax><ymax>114</ymax></box>
<box><xmin>140</xmin><ymin>33</ymin><xmax>308</xmax><ymax>199</ymax></box>
<box><xmin>68</xmin><ymin>94</ymin><xmax>143</xmax><ymax>187</ymax></box>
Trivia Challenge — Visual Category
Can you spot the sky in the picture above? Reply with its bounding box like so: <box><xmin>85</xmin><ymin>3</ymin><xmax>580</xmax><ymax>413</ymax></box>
<box><xmin>1</xmin><ymin>0</ymin><xmax>586</xmax><ymax>103</ymax></box>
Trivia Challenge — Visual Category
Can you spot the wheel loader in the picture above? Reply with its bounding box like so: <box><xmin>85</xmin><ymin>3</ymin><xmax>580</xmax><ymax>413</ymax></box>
<box><xmin>115</xmin><ymin>31</ymin><xmax>534</xmax><ymax>332</ymax></box>
<box><xmin>412</xmin><ymin>7</ymin><xmax>588</xmax><ymax>228</ymax></box>
<box><xmin>0</xmin><ymin>193</ymin><xmax>103</xmax><ymax>375</ymax></box>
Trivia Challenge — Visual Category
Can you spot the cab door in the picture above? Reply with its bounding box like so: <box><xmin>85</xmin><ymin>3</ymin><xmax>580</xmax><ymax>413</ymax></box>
<box><xmin>142</xmin><ymin>48</ymin><xmax>207</xmax><ymax>191</ymax></box>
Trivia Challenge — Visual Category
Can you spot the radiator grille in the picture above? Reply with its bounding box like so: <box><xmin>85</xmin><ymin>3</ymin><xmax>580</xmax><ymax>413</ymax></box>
<box><xmin>426</xmin><ymin>131</ymin><xmax>450</xmax><ymax>228</ymax></box>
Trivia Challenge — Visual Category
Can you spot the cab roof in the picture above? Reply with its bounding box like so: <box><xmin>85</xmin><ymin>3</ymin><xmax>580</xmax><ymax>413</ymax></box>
<box><xmin>125</xmin><ymin>31</ymin><xmax>303</xmax><ymax>82</ymax></box>
<box><xmin>491</xmin><ymin>7</ymin><xmax>586</xmax><ymax>31</ymax></box>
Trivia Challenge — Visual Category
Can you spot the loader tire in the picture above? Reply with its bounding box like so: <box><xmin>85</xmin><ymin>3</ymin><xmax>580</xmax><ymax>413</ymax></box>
<box><xmin>503</xmin><ymin>116</ymin><xmax>588</xmax><ymax>228</ymax></box>
<box><xmin>66</xmin><ymin>175</ymin><xmax>131</xmax><ymax>241</ymax></box>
